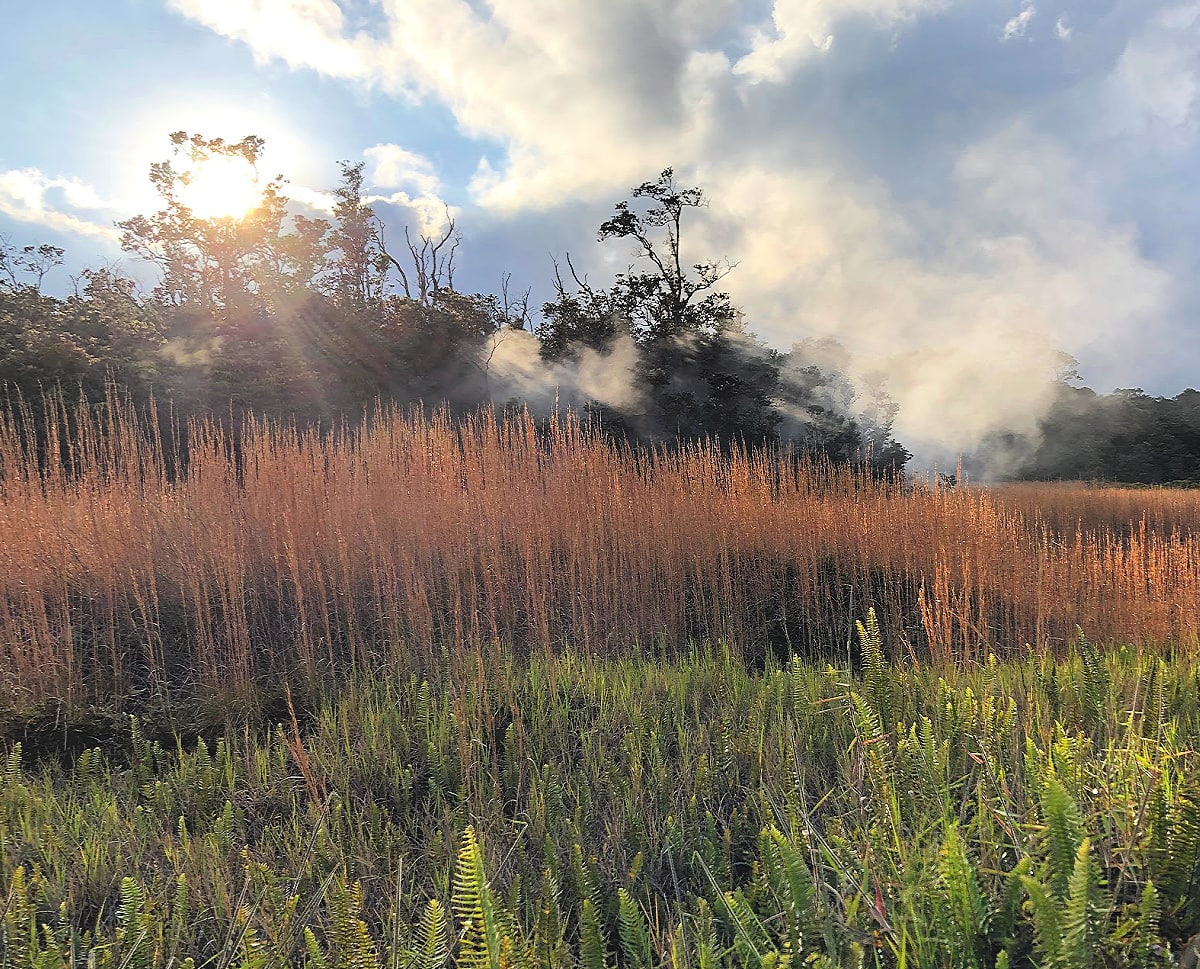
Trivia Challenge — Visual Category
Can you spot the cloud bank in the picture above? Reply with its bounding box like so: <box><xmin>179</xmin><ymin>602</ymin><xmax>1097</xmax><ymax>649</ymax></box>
<box><xmin>0</xmin><ymin>169</ymin><xmax>122</xmax><ymax>241</ymax></box>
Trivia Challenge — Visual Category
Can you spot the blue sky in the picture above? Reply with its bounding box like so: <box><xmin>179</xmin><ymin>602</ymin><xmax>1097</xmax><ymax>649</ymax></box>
<box><xmin>2</xmin><ymin>0</ymin><xmax>1198</xmax><ymax>458</ymax></box>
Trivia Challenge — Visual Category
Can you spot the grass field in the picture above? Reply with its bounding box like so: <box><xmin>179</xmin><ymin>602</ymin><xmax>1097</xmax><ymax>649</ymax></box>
<box><xmin>1</xmin><ymin>394</ymin><xmax>1199</xmax><ymax>966</ymax></box>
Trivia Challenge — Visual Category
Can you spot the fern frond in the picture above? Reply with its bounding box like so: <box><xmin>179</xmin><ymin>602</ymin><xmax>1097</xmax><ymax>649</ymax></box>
<box><xmin>761</xmin><ymin>826</ymin><xmax>815</xmax><ymax>954</ymax></box>
<box><xmin>720</xmin><ymin>889</ymin><xmax>774</xmax><ymax>969</ymax></box>
<box><xmin>616</xmin><ymin>889</ymin><xmax>652</xmax><ymax>969</ymax></box>
<box><xmin>304</xmin><ymin>926</ymin><xmax>331</xmax><ymax>969</ymax></box>
<box><xmin>1040</xmin><ymin>775</ymin><xmax>1083</xmax><ymax>898</ymax></box>
<box><xmin>416</xmin><ymin>899</ymin><xmax>449</xmax><ymax>969</ymax></box>
<box><xmin>453</xmin><ymin>827</ymin><xmax>490</xmax><ymax>969</ymax></box>
<box><xmin>857</xmin><ymin>609</ymin><xmax>890</xmax><ymax>729</ymax></box>
<box><xmin>1020</xmin><ymin>873</ymin><xmax>1063</xmax><ymax>968</ymax></box>
<box><xmin>1061</xmin><ymin>838</ymin><xmax>1105</xmax><ymax>969</ymax></box>
<box><xmin>579</xmin><ymin>898</ymin><xmax>609</xmax><ymax>969</ymax></box>
<box><xmin>1074</xmin><ymin>629</ymin><xmax>1110</xmax><ymax>735</ymax></box>
<box><xmin>936</xmin><ymin>824</ymin><xmax>987</xmax><ymax>966</ymax></box>
<box><xmin>1133</xmin><ymin>879</ymin><xmax>1165</xmax><ymax>969</ymax></box>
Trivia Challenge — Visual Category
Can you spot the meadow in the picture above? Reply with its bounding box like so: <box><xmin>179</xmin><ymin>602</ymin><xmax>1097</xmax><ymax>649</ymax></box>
<box><xmin>1</xmin><ymin>393</ymin><xmax>1199</xmax><ymax>967</ymax></box>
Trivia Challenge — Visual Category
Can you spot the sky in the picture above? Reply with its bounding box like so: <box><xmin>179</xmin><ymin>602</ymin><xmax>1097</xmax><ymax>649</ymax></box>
<box><xmin>2</xmin><ymin>0</ymin><xmax>1199</xmax><ymax>462</ymax></box>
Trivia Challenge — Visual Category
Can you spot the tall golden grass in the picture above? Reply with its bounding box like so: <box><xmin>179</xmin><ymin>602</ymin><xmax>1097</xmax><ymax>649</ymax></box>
<box><xmin>1</xmin><ymin>390</ymin><xmax>1198</xmax><ymax>710</ymax></box>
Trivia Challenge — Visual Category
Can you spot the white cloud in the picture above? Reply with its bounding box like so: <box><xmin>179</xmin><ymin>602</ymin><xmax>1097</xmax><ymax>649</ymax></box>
<box><xmin>283</xmin><ymin>183</ymin><xmax>339</xmax><ymax>215</ymax></box>
<box><xmin>362</xmin><ymin>144</ymin><xmax>452</xmax><ymax>233</ymax></box>
<box><xmin>166</xmin><ymin>0</ymin><xmax>372</xmax><ymax>80</ymax></box>
<box><xmin>364</xmin><ymin>144</ymin><xmax>441</xmax><ymax>196</ymax></box>
<box><xmin>1054</xmin><ymin>15</ymin><xmax>1071</xmax><ymax>39</ymax></box>
<box><xmin>1106</xmin><ymin>3</ymin><xmax>1200</xmax><ymax>143</ymax></box>
<box><xmin>734</xmin><ymin>0</ymin><xmax>947</xmax><ymax>81</ymax></box>
<box><xmin>0</xmin><ymin>169</ymin><xmax>121</xmax><ymax>241</ymax></box>
<box><xmin>1003</xmin><ymin>1</ymin><xmax>1035</xmax><ymax>40</ymax></box>
<box><xmin>162</xmin><ymin>0</ymin><xmax>949</xmax><ymax>209</ymax></box>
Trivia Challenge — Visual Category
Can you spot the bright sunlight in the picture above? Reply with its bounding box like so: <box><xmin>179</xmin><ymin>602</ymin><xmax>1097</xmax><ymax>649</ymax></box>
<box><xmin>177</xmin><ymin>153</ymin><xmax>263</xmax><ymax>219</ymax></box>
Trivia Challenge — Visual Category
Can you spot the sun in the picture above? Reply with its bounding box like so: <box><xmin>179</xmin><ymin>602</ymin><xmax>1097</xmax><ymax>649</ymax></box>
<box><xmin>178</xmin><ymin>154</ymin><xmax>264</xmax><ymax>220</ymax></box>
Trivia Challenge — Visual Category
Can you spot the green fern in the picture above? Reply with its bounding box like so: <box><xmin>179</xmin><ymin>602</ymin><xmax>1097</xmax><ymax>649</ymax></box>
<box><xmin>326</xmin><ymin>879</ymin><xmax>377</xmax><ymax>969</ymax></box>
<box><xmin>1075</xmin><ymin>630</ymin><xmax>1110</xmax><ymax>735</ymax></box>
<box><xmin>935</xmin><ymin>824</ymin><xmax>987</xmax><ymax>968</ymax></box>
<box><xmin>1019</xmin><ymin>872</ymin><xmax>1063</xmax><ymax>968</ymax></box>
<box><xmin>857</xmin><ymin>609</ymin><xmax>891</xmax><ymax>729</ymax></box>
<box><xmin>991</xmin><ymin>856</ymin><xmax>1030</xmax><ymax>959</ymax></box>
<box><xmin>453</xmin><ymin>826</ymin><xmax>505</xmax><ymax>969</ymax></box>
<box><xmin>720</xmin><ymin>889</ymin><xmax>775</xmax><ymax>969</ymax></box>
<box><xmin>415</xmin><ymin>899</ymin><xmax>450</xmax><ymax>969</ymax></box>
<box><xmin>1040</xmin><ymin>775</ymin><xmax>1084</xmax><ymax>898</ymax></box>
<box><xmin>2</xmin><ymin>743</ymin><xmax>21</xmax><ymax>790</ymax></box>
<box><xmin>1131</xmin><ymin>879</ymin><xmax>1168</xmax><ymax>969</ymax></box>
<box><xmin>166</xmin><ymin>873</ymin><xmax>189</xmax><ymax>964</ymax></box>
<box><xmin>760</xmin><ymin>826</ymin><xmax>815</xmax><ymax>956</ymax></box>
<box><xmin>2</xmin><ymin>867</ymin><xmax>35</xmax><ymax>969</ymax></box>
<box><xmin>578</xmin><ymin>898</ymin><xmax>609</xmax><ymax>969</ymax></box>
<box><xmin>616</xmin><ymin>889</ymin><xmax>652</xmax><ymax>969</ymax></box>
<box><xmin>1060</xmin><ymin>838</ymin><xmax>1106</xmax><ymax>969</ymax></box>
<box><xmin>303</xmin><ymin>926</ymin><xmax>331</xmax><ymax>969</ymax></box>
<box><xmin>116</xmin><ymin>877</ymin><xmax>154</xmax><ymax>969</ymax></box>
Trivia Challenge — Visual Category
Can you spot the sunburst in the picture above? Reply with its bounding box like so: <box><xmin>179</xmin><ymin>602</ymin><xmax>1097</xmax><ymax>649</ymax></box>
<box><xmin>178</xmin><ymin>154</ymin><xmax>263</xmax><ymax>220</ymax></box>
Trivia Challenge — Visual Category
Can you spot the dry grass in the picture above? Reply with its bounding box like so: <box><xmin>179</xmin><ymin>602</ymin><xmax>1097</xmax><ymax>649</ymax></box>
<box><xmin>2</xmin><ymin>391</ymin><xmax>1199</xmax><ymax>710</ymax></box>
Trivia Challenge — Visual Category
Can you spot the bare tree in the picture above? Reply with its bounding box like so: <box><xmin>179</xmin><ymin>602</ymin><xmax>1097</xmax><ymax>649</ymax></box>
<box><xmin>379</xmin><ymin>210</ymin><xmax>460</xmax><ymax>304</ymax></box>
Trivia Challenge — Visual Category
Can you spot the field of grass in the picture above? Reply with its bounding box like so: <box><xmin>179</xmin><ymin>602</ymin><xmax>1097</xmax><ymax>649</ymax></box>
<box><xmin>2</xmin><ymin>395</ymin><xmax>1199</xmax><ymax>716</ymax></box>
<box><xmin>1</xmin><ymin>394</ymin><xmax>1200</xmax><ymax>966</ymax></box>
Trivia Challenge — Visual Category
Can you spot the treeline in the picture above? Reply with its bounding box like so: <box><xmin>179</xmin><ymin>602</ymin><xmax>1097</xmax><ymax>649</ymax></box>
<box><xmin>0</xmin><ymin>133</ymin><xmax>909</xmax><ymax>471</ymax></box>
<box><xmin>984</xmin><ymin>384</ymin><xmax>1200</xmax><ymax>485</ymax></box>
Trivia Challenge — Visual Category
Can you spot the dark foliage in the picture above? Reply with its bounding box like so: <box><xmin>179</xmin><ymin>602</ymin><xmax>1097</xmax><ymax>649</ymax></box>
<box><xmin>993</xmin><ymin>384</ymin><xmax>1200</xmax><ymax>484</ymax></box>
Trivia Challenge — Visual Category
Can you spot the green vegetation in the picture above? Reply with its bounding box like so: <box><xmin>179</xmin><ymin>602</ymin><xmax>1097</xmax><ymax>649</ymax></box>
<box><xmin>2</xmin><ymin>624</ymin><xmax>1199</xmax><ymax>967</ymax></box>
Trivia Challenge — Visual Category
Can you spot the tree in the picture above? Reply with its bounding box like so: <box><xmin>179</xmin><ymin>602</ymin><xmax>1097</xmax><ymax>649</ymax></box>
<box><xmin>327</xmin><ymin>161</ymin><xmax>385</xmax><ymax>307</ymax></box>
<box><xmin>598</xmin><ymin>168</ymin><xmax>737</xmax><ymax>342</ymax></box>
<box><xmin>536</xmin><ymin>171</ymin><xmax>910</xmax><ymax>464</ymax></box>
<box><xmin>0</xmin><ymin>239</ymin><xmax>64</xmax><ymax>293</ymax></box>
<box><xmin>540</xmin><ymin>170</ymin><xmax>779</xmax><ymax>446</ymax></box>
<box><xmin>538</xmin><ymin>255</ymin><xmax>624</xmax><ymax>361</ymax></box>
<box><xmin>117</xmin><ymin>132</ymin><xmax>331</xmax><ymax>320</ymax></box>
<box><xmin>0</xmin><ymin>250</ymin><xmax>161</xmax><ymax>401</ymax></box>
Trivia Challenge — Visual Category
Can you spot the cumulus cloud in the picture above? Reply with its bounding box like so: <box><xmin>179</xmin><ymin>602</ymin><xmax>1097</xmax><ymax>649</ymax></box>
<box><xmin>734</xmin><ymin>0</ymin><xmax>947</xmax><ymax>81</ymax></box>
<box><xmin>283</xmin><ymin>183</ymin><xmax>339</xmax><ymax>215</ymax></box>
<box><xmin>360</xmin><ymin>144</ymin><xmax>452</xmax><ymax>231</ymax></box>
<box><xmin>166</xmin><ymin>0</ymin><xmax>371</xmax><ymax>80</ymax></box>
<box><xmin>0</xmin><ymin>169</ymin><xmax>121</xmax><ymax>241</ymax></box>
<box><xmin>272</xmin><ymin>144</ymin><xmax>452</xmax><ymax>231</ymax></box>
<box><xmin>364</xmin><ymin>144</ymin><xmax>439</xmax><ymax>193</ymax></box>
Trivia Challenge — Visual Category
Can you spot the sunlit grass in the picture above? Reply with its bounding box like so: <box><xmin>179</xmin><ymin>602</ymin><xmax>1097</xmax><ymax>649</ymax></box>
<box><xmin>2</xmin><ymin>390</ymin><xmax>1200</xmax><ymax>716</ymax></box>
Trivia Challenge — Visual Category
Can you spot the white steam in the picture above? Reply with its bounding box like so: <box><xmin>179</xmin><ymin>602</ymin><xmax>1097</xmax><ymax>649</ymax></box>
<box><xmin>482</xmin><ymin>329</ymin><xmax>641</xmax><ymax>414</ymax></box>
